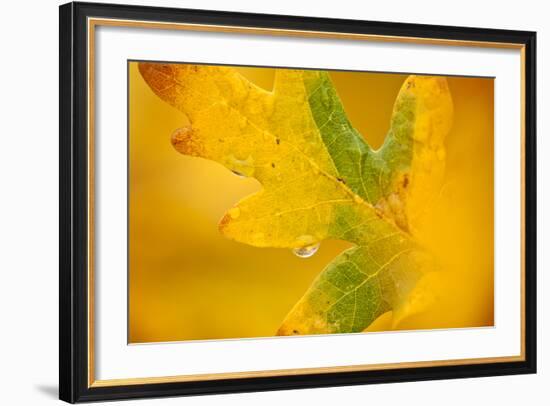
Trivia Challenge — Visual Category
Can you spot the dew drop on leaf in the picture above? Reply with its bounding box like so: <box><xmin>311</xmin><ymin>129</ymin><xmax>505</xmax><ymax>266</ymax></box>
<box><xmin>292</xmin><ymin>243</ymin><xmax>320</xmax><ymax>258</ymax></box>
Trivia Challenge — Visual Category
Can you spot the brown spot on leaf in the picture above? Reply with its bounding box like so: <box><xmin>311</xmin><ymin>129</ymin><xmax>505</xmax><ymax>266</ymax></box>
<box><xmin>171</xmin><ymin>125</ymin><xmax>204</xmax><ymax>157</ymax></box>
<box><xmin>218</xmin><ymin>212</ymin><xmax>232</xmax><ymax>233</ymax></box>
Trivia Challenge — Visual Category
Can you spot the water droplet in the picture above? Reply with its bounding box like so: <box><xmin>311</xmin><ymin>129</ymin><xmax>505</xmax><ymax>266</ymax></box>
<box><xmin>228</xmin><ymin>155</ymin><xmax>255</xmax><ymax>178</ymax></box>
<box><xmin>292</xmin><ymin>243</ymin><xmax>320</xmax><ymax>258</ymax></box>
<box><xmin>231</xmin><ymin>170</ymin><xmax>246</xmax><ymax>178</ymax></box>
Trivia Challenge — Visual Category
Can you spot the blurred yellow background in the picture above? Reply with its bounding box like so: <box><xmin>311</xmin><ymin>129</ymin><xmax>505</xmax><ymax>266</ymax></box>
<box><xmin>128</xmin><ymin>62</ymin><xmax>494</xmax><ymax>343</ymax></box>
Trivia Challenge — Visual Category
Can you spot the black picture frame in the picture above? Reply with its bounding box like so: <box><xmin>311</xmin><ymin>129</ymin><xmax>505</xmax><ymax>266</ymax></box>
<box><xmin>60</xmin><ymin>1</ymin><xmax>537</xmax><ymax>403</ymax></box>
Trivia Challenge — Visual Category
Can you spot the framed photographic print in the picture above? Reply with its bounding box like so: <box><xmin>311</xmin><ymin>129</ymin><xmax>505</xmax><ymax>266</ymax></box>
<box><xmin>59</xmin><ymin>1</ymin><xmax>536</xmax><ymax>403</ymax></box>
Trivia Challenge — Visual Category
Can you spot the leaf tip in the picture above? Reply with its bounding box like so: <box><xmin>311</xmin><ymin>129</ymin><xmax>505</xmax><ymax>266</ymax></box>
<box><xmin>218</xmin><ymin>208</ymin><xmax>239</xmax><ymax>237</ymax></box>
<box><xmin>218</xmin><ymin>212</ymin><xmax>231</xmax><ymax>233</ymax></box>
<box><xmin>138</xmin><ymin>62</ymin><xmax>173</xmax><ymax>92</ymax></box>
<box><xmin>276</xmin><ymin>325</ymin><xmax>299</xmax><ymax>336</ymax></box>
<box><xmin>171</xmin><ymin>125</ymin><xmax>204</xmax><ymax>156</ymax></box>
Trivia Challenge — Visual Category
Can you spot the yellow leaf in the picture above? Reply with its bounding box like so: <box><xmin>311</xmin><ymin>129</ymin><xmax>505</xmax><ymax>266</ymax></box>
<box><xmin>139</xmin><ymin>62</ymin><xmax>453</xmax><ymax>335</ymax></box>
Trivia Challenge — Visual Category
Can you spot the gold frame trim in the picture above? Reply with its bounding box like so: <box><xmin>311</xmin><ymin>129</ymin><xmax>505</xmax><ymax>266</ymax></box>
<box><xmin>87</xmin><ymin>17</ymin><xmax>526</xmax><ymax>388</ymax></box>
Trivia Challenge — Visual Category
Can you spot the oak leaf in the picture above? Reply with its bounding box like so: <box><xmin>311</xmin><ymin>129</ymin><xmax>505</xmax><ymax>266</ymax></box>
<box><xmin>139</xmin><ymin>62</ymin><xmax>453</xmax><ymax>335</ymax></box>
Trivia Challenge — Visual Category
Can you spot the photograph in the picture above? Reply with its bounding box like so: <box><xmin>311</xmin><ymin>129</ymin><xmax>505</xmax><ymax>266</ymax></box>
<box><xmin>129</xmin><ymin>62</ymin><xmax>494</xmax><ymax>343</ymax></box>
